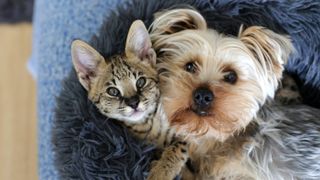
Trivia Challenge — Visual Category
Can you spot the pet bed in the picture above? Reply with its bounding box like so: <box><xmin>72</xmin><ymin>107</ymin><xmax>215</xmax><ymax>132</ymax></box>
<box><xmin>49</xmin><ymin>0</ymin><xmax>320</xmax><ymax>179</ymax></box>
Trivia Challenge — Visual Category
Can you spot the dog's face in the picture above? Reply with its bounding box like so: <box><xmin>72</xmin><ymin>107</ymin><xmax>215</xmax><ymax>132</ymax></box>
<box><xmin>151</xmin><ymin>9</ymin><xmax>293</xmax><ymax>141</ymax></box>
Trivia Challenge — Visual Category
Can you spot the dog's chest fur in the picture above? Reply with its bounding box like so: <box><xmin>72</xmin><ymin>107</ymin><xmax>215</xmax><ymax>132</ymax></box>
<box><xmin>187</xmin><ymin>124</ymin><xmax>259</xmax><ymax>179</ymax></box>
<box><xmin>184</xmin><ymin>106</ymin><xmax>307</xmax><ymax>180</ymax></box>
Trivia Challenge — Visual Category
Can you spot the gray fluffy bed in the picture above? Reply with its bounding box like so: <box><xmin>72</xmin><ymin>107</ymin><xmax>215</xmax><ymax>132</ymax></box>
<box><xmin>52</xmin><ymin>0</ymin><xmax>320</xmax><ymax>179</ymax></box>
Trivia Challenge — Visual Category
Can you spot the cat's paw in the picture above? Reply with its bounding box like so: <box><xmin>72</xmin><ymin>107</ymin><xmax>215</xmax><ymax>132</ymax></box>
<box><xmin>147</xmin><ymin>141</ymin><xmax>189</xmax><ymax>180</ymax></box>
<box><xmin>171</xmin><ymin>141</ymin><xmax>189</xmax><ymax>164</ymax></box>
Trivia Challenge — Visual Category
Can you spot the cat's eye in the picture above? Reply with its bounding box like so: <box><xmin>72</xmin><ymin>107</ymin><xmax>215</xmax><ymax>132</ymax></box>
<box><xmin>107</xmin><ymin>87</ymin><xmax>120</xmax><ymax>97</ymax></box>
<box><xmin>223</xmin><ymin>70</ymin><xmax>237</xmax><ymax>84</ymax></box>
<box><xmin>136</xmin><ymin>77</ymin><xmax>146</xmax><ymax>89</ymax></box>
<box><xmin>185</xmin><ymin>62</ymin><xmax>197</xmax><ymax>73</ymax></box>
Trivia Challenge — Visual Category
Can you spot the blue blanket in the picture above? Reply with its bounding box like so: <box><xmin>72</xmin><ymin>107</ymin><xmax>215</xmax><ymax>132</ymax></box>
<box><xmin>34</xmin><ymin>0</ymin><xmax>320</xmax><ymax>179</ymax></box>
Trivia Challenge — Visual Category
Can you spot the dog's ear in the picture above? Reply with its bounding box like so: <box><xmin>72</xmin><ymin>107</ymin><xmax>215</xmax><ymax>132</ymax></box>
<box><xmin>125</xmin><ymin>20</ymin><xmax>156</xmax><ymax>66</ymax></box>
<box><xmin>239</xmin><ymin>26</ymin><xmax>293</xmax><ymax>80</ymax></box>
<box><xmin>151</xmin><ymin>9</ymin><xmax>207</xmax><ymax>35</ymax></box>
<box><xmin>71</xmin><ymin>40</ymin><xmax>106</xmax><ymax>90</ymax></box>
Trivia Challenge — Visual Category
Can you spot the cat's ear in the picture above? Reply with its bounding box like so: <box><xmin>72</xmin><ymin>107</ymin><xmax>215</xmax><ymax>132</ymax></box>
<box><xmin>71</xmin><ymin>40</ymin><xmax>105</xmax><ymax>90</ymax></box>
<box><xmin>125</xmin><ymin>20</ymin><xmax>156</xmax><ymax>66</ymax></box>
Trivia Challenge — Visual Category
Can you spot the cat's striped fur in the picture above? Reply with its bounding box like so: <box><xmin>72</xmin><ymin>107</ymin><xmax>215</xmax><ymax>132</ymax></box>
<box><xmin>93</xmin><ymin>56</ymin><xmax>176</xmax><ymax>148</ymax></box>
<box><xmin>71</xmin><ymin>20</ymin><xmax>188</xmax><ymax>180</ymax></box>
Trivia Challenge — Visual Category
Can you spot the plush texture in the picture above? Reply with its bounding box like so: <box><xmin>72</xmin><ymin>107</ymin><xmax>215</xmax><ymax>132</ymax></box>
<box><xmin>0</xmin><ymin>0</ymin><xmax>33</xmax><ymax>23</ymax></box>
<box><xmin>47</xmin><ymin>0</ymin><xmax>320</xmax><ymax>179</ymax></box>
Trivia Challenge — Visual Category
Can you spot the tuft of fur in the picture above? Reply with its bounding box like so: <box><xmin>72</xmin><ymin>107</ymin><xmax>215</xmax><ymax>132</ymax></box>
<box><xmin>151</xmin><ymin>8</ymin><xmax>207</xmax><ymax>35</ymax></box>
<box><xmin>239</xmin><ymin>26</ymin><xmax>294</xmax><ymax>91</ymax></box>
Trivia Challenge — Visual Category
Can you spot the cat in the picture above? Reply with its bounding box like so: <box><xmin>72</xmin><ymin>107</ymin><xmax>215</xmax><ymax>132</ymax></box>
<box><xmin>71</xmin><ymin>20</ymin><xmax>188</xmax><ymax>180</ymax></box>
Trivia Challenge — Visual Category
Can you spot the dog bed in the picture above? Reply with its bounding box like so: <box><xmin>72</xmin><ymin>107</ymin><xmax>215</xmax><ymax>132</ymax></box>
<box><xmin>52</xmin><ymin>0</ymin><xmax>320</xmax><ymax>179</ymax></box>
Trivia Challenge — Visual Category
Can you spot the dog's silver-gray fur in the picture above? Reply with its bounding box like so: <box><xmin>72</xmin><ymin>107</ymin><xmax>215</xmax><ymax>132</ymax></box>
<box><xmin>250</xmin><ymin>103</ymin><xmax>320</xmax><ymax>179</ymax></box>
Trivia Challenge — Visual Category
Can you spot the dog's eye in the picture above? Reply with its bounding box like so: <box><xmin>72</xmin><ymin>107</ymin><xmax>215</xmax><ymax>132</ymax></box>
<box><xmin>136</xmin><ymin>77</ymin><xmax>146</xmax><ymax>89</ymax></box>
<box><xmin>223</xmin><ymin>70</ymin><xmax>237</xmax><ymax>84</ymax></box>
<box><xmin>185</xmin><ymin>62</ymin><xmax>197</xmax><ymax>73</ymax></box>
<box><xmin>107</xmin><ymin>87</ymin><xmax>120</xmax><ymax>97</ymax></box>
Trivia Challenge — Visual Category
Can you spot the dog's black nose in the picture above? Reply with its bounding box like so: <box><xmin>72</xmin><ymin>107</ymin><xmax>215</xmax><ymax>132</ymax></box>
<box><xmin>193</xmin><ymin>87</ymin><xmax>214</xmax><ymax>113</ymax></box>
<box><xmin>125</xmin><ymin>95</ymin><xmax>140</xmax><ymax>109</ymax></box>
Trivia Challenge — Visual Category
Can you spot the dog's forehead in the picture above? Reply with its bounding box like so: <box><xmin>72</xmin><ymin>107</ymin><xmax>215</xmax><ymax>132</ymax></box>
<box><xmin>157</xmin><ymin>28</ymin><xmax>256</xmax><ymax>76</ymax></box>
<box><xmin>186</xmin><ymin>31</ymin><xmax>253</xmax><ymax>70</ymax></box>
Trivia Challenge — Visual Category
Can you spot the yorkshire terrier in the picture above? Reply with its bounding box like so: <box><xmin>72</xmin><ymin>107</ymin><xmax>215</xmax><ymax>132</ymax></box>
<box><xmin>149</xmin><ymin>9</ymin><xmax>320</xmax><ymax>179</ymax></box>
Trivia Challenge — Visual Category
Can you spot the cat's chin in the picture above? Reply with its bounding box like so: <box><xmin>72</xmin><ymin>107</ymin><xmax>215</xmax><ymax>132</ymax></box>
<box><xmin>106</xmin><ymin>111</ymin><xmax>144</xmax><ymax>123</ymax></box>
<box><xmin>124</xmin><ymin>106</ymin><xmax>156</xmax><ymax>123</ymax></box>
<box><xmin>126</xmin><ymin>110</ymin><xmax>147</xmax><ymax>122</ymax></box>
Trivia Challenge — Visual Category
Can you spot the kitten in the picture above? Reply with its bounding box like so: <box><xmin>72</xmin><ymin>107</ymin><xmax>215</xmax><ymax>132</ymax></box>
<box><xmin>71</xmin><ymin>20</ymin><xmax>188</xmax><ymax>180</ymax></box>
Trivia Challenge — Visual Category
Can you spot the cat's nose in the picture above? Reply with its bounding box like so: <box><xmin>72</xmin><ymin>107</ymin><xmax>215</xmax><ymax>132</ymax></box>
<box><xmin>125</xmin><ymin>95</ymin><xmax>140</xmax><ymax>109</ymax></box>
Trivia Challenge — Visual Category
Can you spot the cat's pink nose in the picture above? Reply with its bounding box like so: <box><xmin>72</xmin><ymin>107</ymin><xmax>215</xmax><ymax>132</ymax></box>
<box><xmin>125</xmin><ymin>95</ymin><xmax>140</xmax><ymax>109</ymax></box>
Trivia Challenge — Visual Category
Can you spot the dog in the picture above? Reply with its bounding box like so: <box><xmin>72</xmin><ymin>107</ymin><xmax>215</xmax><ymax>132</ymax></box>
<box><xmin>149</xmin><ymin>9</ymin><xmax>320</xmax><ymax>179</ymax></box>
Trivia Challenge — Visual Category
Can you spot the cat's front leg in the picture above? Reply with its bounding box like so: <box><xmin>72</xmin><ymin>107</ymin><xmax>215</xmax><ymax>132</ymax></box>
<box><xmin>147</xmin><ymin>141</ymin><xmax>189</xmax><ymax>180</ymax></box>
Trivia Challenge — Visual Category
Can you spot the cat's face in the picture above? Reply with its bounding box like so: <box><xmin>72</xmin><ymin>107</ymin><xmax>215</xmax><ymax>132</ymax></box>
<box><xmin>91</xmin><ymin>56</ymin><xmax>159</xmax><ymax>123</ymax></box>
<box><xmin>72</xmin><ymin>20</ymin><xmax>159</xmax><ymax>123</ymax></box>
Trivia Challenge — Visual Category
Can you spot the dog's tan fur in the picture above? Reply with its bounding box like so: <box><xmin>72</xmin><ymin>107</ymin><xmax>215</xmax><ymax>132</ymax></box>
<box><xmin>150</xmin><ymin>9</ymin><xmax>293</xmax><ymax>179</ymax></box>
